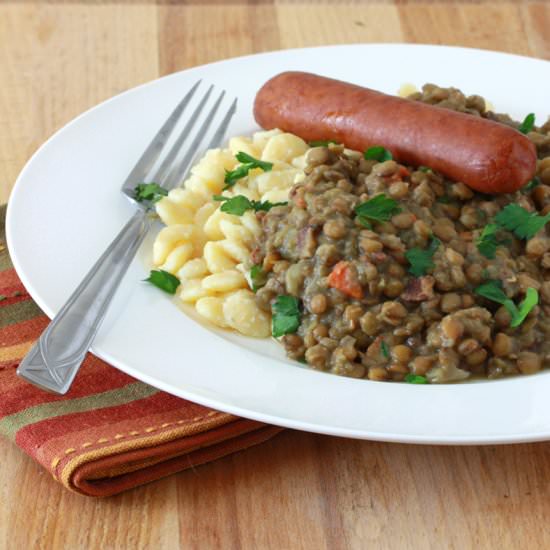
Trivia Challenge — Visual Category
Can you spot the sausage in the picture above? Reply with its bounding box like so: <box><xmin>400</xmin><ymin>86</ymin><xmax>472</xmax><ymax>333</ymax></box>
<box><xmin>253</xmin><ymin>71</ymin><xmax>537</xmax><ymax>194</ymax></box>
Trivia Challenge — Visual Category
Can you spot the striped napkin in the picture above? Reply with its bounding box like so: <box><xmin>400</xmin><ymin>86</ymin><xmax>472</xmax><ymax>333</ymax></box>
<box><xmin>0</xmin><ymin>205</ymin><xmax>282</xmax><ymax>496</ymax></box>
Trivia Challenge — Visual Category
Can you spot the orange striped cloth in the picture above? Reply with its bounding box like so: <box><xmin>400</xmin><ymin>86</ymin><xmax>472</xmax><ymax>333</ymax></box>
<box><xmin>0</xmin><ymin>206</ymin><xmax>282</xmax><ymax>496</ymax></box>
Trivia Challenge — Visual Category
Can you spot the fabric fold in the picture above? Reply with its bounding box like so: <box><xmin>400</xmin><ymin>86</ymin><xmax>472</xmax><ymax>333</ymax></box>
<box><xmin>0</xmin><ymin>205</ymin><xmax>282</xmax><ymax>496</ymax></box>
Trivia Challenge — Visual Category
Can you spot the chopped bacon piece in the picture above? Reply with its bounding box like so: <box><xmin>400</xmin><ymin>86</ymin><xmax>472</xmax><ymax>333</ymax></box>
<box><xmin>402</xmin><ymin>276</ymin><xmax>435</xmax><ymax>302</ymax></box>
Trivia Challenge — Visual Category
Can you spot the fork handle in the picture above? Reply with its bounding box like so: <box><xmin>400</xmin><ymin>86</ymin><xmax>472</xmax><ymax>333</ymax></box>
<box><xmin>17</xmin><ymin>208</ymin><xmax>152</xmax><ymax>394</ymax></box>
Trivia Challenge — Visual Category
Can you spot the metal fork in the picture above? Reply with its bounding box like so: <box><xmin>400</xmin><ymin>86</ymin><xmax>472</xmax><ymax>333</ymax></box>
<box><xmin>17</xmin><ymin>82</ymin><xmax>237</xmax><ymax>394</ymax></box>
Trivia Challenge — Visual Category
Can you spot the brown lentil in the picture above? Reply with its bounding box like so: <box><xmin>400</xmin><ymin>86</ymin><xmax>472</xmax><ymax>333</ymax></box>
<box><xmin>255</xmin><ymin>85</ymin><xmax>550</xmax><ymax>383</ymax></box>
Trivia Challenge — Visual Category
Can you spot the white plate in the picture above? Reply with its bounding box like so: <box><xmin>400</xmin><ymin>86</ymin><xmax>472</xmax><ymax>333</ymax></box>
<box><xmin>7</xmin><ymin>44</ymin><xmax>550</xmax><ymax>444</ymax></box>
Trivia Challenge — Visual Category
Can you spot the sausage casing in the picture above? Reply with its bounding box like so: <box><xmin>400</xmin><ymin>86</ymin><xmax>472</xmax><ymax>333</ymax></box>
<box><xmin>253</xmin><ymin>71</ymin><xmax>537</xmax><ymax>193</ymax></box>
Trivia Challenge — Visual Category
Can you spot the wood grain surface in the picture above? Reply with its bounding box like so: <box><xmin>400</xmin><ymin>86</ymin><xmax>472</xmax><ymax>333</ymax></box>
<box><xmin>1</xmin><ymin>1</ymin><xmax>550</xmax><ymax>549</ymax></box>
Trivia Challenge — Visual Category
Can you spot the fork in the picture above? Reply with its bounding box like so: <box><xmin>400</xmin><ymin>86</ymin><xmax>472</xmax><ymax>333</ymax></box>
<box><xmin>17</xmin><ymin>82</ymin><xmax>237</xmax><ymax>394</ymax></box>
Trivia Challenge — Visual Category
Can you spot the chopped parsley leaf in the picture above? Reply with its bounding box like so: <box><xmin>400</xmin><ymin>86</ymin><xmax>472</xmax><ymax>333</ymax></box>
<box><xmin>476</xmin><ymin>224</ymin><xmax>502</xmax><ymax>259</ymax></box>
<box><xmin>436</xmin><ymin>196</ymin><xmax>453</xmax><ymax>204</ymax></box>
<box><xmin>418</xmin><ymin>166</ymin><xmax>432</xmax><ymax>173</ymax></box>
<box><xmin>405</xmin><ymin>374</ymin><xmax>428</xmax><ymax>384</ymax></box>
<box><xmin>272</xmin><ymin>295</ymin><xmax>301</xmax><ymax>338</ymax></box>
<box><xmin>513</xmin><ymin>288</ymin><xmax>539</xmax><ymax>328</ymax></box>
<box><xmin>494</xmin><ymin>204</ymin><xmax>550</xmax><ymax>240</ymax></box>
<box><xmin>405</xmin><ymin>237</ymin><xmax>441</xmax><ymax>277</ymax></box>
<box><xmin>364</xmin><ymin>146</ymin><xmax>393</xmax><ymax>162</ymax></box>
<box><xmin>134</xmin><ymin>182</ymin><xmax>168</xmax><ymax>203</ymax></box>
<box><xmin>144</xmin><ymin>269</ymin><xmax>180</xmax><ymax>294</ymax></box>
<box><xmin>354</xmin><ymin>194</ymin><xmax>401</xmax><ymax>225</ymax></box>
<box><xmin>250</xmin><ymin>265</ymin><xmax>267</xmax><ymax>292</ymax></box>
<box><xmin>0</xmin><ymin>295</ymin><xmax>6</xmax><ymax>302</ymax></box>
<box><xmin>474</xmin><ymin>280</ymin><xmax>539</xmax><ymax>328</ymax></box>
<box><xmin>518</xmin><ymin>113</ymin><xmax>535</xmax><ymax>134</ymax></box>
<box><xmin>213</xmin><ymin>194</ymin><xmax>287</xmax><ymax>216</ymax></box>
<box><xmin>523</xmin><ymin>177</ymin><xmax>541</xmax><ymax>193</ymax></box>
<box><xmin>381</xmin><ymin>340</ymin><xmax>390</xmax><ymax>359</ymax></box>
<box><xmin>223</xmin><ymin>152</ymin><xmax>273</xmax><ymax>189</ymax></box>
<box><xmin>357</xmin><ymin>218</ymin><xmax>373</xmax><ymax>229</ymax></box>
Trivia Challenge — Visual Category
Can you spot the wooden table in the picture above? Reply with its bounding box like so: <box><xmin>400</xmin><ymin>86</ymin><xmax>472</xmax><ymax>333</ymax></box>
<box><xmin>1</xmin><ymin>1</ymin><xmax>550</xmax><ymax>548</ymax></box>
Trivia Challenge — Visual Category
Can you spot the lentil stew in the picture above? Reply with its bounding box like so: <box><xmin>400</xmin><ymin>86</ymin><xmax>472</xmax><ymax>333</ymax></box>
<box><xmin>252</xmin><ymin>84</ymin><xmax>550</xmax><ymax>383</ymax></box>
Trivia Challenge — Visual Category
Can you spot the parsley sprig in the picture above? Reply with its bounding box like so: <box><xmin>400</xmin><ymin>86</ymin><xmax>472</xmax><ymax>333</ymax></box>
<box><xmin>405</xmin><ymin>374</ymin><xmax>428</xmax><ymax>384</ymax></box>
<box><xmin>494</xmin><ymin>204</ymin><xmax>550</xmax><ymax>240</ymax></box>
<box><xmin>134</xmin><ymin>183</ymin><xmax>168</xmax><ymax>203</ymax></box>
<box><xmin>213</xmin><ymin>194</ymin><xmax>287</xmax><ymax>216</ymax></box>
<box><xmin>354</xmin><ymin>194</ymin><xmax>401</xmax><ymax>228</ymax></box>
<box><xmin>381</xmin><ymin>340</ymin><xmax>390</xmax><ymax>359</ymax></box>
<box><xmin>476</xmin><ymin>223</ymin><xmax>511</xmax><ymax>259</ymax></box>
<box><xmin>272</xmin><ymin>295</ymin><xmax>301</xmax><ymax>338</ymax></box>
<box><xmin>144</xmin><ymin>270</ymin><xmax>180</xmax><ymax>294</ymax></box>
<box><xmin>405</xmin><ymin>237</ymin><xmax>441</xmax><ymax>277</ymax></box>
<box><xmin>474</xmin><ymin>280</ymin><xmax>539</xmax><ymax>328</ymax></box>
<box><xmin>518</xmin><ymin>113</ymin><xmax>535</xmax><ymax>134</ymax></box>
<box><xmin>250</xmin><ymin>265</ymin><xmax>267</xmax><ymax>292</ymax></box>
<box><xmin>522</xmin><ymin>177</ymin><xmax>541</xmax><ymax>193</ymax></box>
<box><xmin>364</xmin><ymin>146</ymin><xmax>393</xmax><ymax>162</ymax></box>
<box><xmin>224</xmin><ymin>152</ymin><xmax>273</xmax><ymax>190</ymax></box>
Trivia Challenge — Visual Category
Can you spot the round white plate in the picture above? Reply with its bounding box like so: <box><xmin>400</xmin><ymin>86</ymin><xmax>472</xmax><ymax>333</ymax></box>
<box><xmin>7</xmin><ymin>44</ymin><xmax>550</xmax><ymax>444</ymax></box>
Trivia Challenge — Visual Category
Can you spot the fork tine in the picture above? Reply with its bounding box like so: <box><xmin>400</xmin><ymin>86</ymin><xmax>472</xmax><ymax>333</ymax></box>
<box><xmin>152</xmin><ymin>85</ymin><xmax>214</xmax><ymax>184</ymax></box>
<box><xmin>164</xmin><ymin>97</ymin><xmax>237</xmax><ymax>191</ymax></box>
<box><xmin>122</xmin><ymin>80</ymin><xmax>201</xmax><ymax>191</ymax></box>
<box><xmin>164</xmin><ymin>90</ymin><xmax>227</xmax><ymax>190</ymax></box>
<box><xmin>206</xmin><ymin>98</ymin><xmax>237</xmax><ymax>150</ymax></box>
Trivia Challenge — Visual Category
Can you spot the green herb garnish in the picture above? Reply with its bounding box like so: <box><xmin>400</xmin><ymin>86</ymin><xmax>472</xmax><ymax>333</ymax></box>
<box><xmin>405</xmin><ymin>237</ymin><xmax>441</xmax><ymax>277</ymax></box>
<box><xmin>357</xmin><ymin>218</ymin><xmax>373</xmax><ymax>229</ymax></box>
<box><xmin>364</xmin><ymin>146</ymin><xmax>393</xmax><ymax>162</ymax></box>
<box><xmin>523</xmin><ymin>177</ymin><xmax>541</xmax><ymax>193</ymax></box>
<box><xmin>223</xmin><ymin>152</ymin><xmax>273</xmax><ymax>189</ymax></box>
<box><xmin>309</xmin><ymin>139</ymin><xmax>338</xmax><ymax>147</ymax></box>
<box><xmin>213</xmin><ymin>194</ymin><xmax>287</xmax><ymax>216</ymax></box>
<box><xmin>436</xmin><ymin>196</ymin><xmax>452</xmax><ymax>204</ymax></box>
<box><xmin>476</xmin><ymin>223</ymin><xmax>505</xmax><ymax>259</ymax></box>
<box><xmin>494</xmin><ymin>204</ymin><xmax>550</xmax><ymax>240</ymax></box>
<box><xmin>134</xmin><ymin>182</ymin><xmax>168</xmax><ymax>203</ymax></box>
<box><xmin>474</xmin><ymin>280</ymin><xmax>539</xmax><ymax>328</ymax></box>
<box><xmin>405</xmin><ymin>374</ymin><xmax>428</xmax><ymax>384</ymax></box>
<box><xmin>250</xmin><ymin>265</ymin><xmax>267</xmax><ymax>292</ymax></box>
<box><xmin>354</xmin><ymin>194</ymin><xmax>401</xmax><ymax>226</ymax></box>
<box><xmin>144</xmin><ymin>269</ymin><xmax>180</xmax><ymax>294</ymax></box>
<box><xmin>0</xmin><ymin>295</ymin><xmax>6</xmax><ymax>302</ymax></box>
<box><xmin>513</xmin><ymin>288</ymin><xmax>539</xmax><ymax>328</ymax></box>
<box><xmin>418</xmin><ymin>166</ymin><xmax>432</xmax><ymax>173</ymax></box>
<box><xmin>297</xmin><ymin>357</ymin><xmax>307</xmax><ymax>364</ymax></box>
<box><xmin>381</xmin><ymin>340</ymin><xmax>390</xmax><ymax>359</ymax></box>
<box><xmin>518</xmin><ymin>113</ymin><xmax>535</xmax><ymax>134</ymax></box>
<box><xmin>272</xmin><ymin>295</ymin><xmax>301</xmax><ymax>338</ymax></box>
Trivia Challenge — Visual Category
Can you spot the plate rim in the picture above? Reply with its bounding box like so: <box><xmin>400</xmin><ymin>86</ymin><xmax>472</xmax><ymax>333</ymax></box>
<box><xmin>7</xmin><ymin>42</ymin><xmax>550</xmax><ymax>445</ymax></box>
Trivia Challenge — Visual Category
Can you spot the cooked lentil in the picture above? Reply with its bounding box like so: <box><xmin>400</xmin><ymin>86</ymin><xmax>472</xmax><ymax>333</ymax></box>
<box><xmin>253</xmin><ymin>84</ymin><xmax>550</xmax><ymax>383</ymax></box>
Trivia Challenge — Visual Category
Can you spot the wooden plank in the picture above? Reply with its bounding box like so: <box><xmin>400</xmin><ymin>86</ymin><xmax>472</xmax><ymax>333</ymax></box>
<box><xmin>275</xmin><ymin>2</ymin><xmax>403</xmax><ymax>47</ymax></box>
<box><xmin>158</xmin><ymin>2</ymin><xmax>281</xmax><ymax>74</ymax></box>
<box><xmin>0</xmin><ymin>3</ymin><xmax>159</xmax><ymax>203</ymax></box>
<box><xmin>398</xmin><ymin>1</ymin><xmax>533</xmax><ymax>56</ymax></box>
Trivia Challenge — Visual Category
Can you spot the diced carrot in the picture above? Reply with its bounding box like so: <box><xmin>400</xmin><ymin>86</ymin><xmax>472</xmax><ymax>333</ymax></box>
<box><xmin>327</xmin><ymin>261</ymin><xmax>363</xmax><ymax>299</ymax></box>
<box><xmin>398</xmin><ymin>166</ymin><xmax>410</xmax><ymax>178</ymax></box>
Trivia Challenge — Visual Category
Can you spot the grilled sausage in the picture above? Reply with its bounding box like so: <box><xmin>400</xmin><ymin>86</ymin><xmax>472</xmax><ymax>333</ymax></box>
<box><xmin>253</xmin><ymin>71</ymin><xmax>537</xmax><ymax>193</ymax></box>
